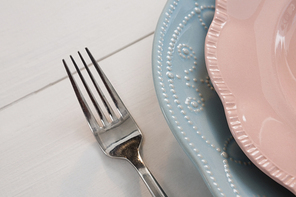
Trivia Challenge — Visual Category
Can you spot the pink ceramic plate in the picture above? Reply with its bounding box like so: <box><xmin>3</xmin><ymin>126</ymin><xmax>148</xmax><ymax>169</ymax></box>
<box><xmin>205</xmin><ymin>0</ymin><xmax>296</xmax><ymax>194</ymax></box>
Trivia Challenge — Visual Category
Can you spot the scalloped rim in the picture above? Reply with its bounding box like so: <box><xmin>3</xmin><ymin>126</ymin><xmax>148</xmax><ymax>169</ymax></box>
<box><xmin>204</xmin><ymin>0</ymin><xmax>296</xmax><ymax>194</ymax></box>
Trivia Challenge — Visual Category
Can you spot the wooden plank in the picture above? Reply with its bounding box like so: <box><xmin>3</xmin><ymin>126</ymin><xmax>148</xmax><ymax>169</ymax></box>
<box><xmin>0</xmin><ymin>35</ymin><xmax>212</xmax><ymax>197</ymax></box>
<box><xmin>0</xmin><ymin>0</ymin><xmax>166</xmax><ymax>109</ymax></box>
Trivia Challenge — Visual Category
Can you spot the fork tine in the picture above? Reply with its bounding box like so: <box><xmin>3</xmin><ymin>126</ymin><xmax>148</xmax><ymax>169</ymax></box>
<box><xmin>78</xmin><ymin>51</ymin><xmax>117</xmax><ymax>121</ymax></box>
<box><xmin>70</xmin><ymin>55</ymin><xmax>108</xmax><ymax>126</ymax></box>
<box><xmin>64</xmin><ymin>51</ymin><xmax>167</xmax><ymax>197</ymax></box>
<box><xmin>63</xmin><ymin>60</ymin><xmax>102</xmax><ymax>133</ymax></box>
<box><xmin>85</xmin><ymin>48</ymin><xmax>126</xmax><ymax>116</ymax></box>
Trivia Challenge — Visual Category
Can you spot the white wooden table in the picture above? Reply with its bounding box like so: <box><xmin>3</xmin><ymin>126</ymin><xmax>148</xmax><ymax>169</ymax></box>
<box><xmin>0</xmin><ymin>1</ymin><xmax>212</xmax><ymax>196</ymax></box>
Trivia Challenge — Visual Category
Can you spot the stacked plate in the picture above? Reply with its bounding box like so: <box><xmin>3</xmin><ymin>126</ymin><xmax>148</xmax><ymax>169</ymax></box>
<box><xmin>152</xmin><ymin>0</ymin><xmax>296</xmax><ymax>196</ymax></box>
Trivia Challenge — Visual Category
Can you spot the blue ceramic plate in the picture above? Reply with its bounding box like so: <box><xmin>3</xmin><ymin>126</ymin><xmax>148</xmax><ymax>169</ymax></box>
<box><xmin>152</xmin><ymin>0</ymin><xmax>294</xmax><ymax>196</ymax></box>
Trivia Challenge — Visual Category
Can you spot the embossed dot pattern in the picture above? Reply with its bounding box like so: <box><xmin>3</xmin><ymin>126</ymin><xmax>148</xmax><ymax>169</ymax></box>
<box><xmin>156</xmin><ymin>0</ymin><xmax>225</xmax><ymax>195</ymax></box>
<box><xmin>152</xmin><ymin>0</ymin><xmax>293</xmax><ymax>196</ymax></box>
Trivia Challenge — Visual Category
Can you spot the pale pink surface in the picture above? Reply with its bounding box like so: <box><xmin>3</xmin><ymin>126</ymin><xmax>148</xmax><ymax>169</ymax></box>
<box><xmin>205</xmin><ymin>0</ymin><xmax>296</xmax><ymax>194</ymax></box>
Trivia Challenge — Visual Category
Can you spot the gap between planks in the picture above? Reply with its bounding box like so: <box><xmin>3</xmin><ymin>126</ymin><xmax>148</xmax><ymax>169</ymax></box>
<box><xmin>0</xmin><ymin>32</ymin><xmax>155</xmax><ymax>111</ymax></box>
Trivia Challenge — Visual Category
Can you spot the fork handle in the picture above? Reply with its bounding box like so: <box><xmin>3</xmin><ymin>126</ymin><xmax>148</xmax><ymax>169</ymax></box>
<box><xmin>128</xmin><ymin>153</ymin><xmax>168</xmax><ymax>197</ymax></box>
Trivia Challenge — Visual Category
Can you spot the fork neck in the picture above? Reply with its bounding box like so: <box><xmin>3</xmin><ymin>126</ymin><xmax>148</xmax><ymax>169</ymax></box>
<box><xmin>127</xmin><ymin>152</ymin><xmax>167</xmax><ymax>197</ymax></box>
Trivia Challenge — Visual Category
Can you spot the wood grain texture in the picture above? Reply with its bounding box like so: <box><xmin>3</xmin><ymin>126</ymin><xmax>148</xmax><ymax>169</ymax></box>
<box><xmin>0</xmin><ymin>0</ymin><xmax>166</xmax><ymax>109</ymax></box>
<box><xmin>0</xmin><ymin>34</ymin><xmax>212</xmax><ymax>196</ymax></box>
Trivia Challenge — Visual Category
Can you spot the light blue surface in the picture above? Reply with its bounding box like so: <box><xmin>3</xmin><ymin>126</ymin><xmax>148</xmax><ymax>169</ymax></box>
<box><xmin>152</xmin><ymin>0</ymin><xmax>294</xmax><ymax>196</ymax></box>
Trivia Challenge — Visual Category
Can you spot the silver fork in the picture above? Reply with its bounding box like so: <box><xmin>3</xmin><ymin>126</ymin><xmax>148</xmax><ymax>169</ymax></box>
<box><xmin>63</xmin><ymin>48</ymin><xmax>167</xmax><ymax>197</ymax></box>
